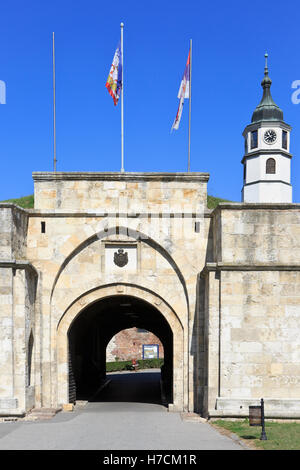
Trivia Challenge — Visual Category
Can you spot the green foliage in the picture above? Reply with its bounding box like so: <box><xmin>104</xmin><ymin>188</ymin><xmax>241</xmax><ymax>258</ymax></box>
<box><xmin>138</xmin><ymin>358</ymin><xmax>164</xmax><ymax>369</ymax></box>
<box><xmin>106</xmin><ymin>360</ymin><xmax>133</xmax><ymax>372</ymax></box>
<box><xmin>207</xmin><ymin>195</ymin><xmax>231</xmax><ymax>209</ymax></box>
<box><xmin>2</xmin><ymin>194</ymin><xmax>34</xmax><ymax>209</ymax></box>
<box><xmin>212</xmin><ymin>419</ymin><xmax>300</xmax><ymax>450</ymax></box>
<box><xmin>106</xmin><ymin>358</ymin><xmax>164</xmax><ymax>372</ymax></box>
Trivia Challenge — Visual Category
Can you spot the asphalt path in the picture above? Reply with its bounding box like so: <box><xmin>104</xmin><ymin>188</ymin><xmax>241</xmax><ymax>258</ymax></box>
<box><xmin>91</xmin><ymin>369</ymin><xmax>163</xmax><ymax>404</ymax></box>
<box><xmin>0</xmin><ymin>370</ymin><xmax>243</xmax><ymax>451</ymax></box>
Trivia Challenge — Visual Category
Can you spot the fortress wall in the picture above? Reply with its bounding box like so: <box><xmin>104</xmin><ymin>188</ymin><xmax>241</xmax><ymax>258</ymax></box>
<box><xmin>203</xmin><ymin>204</ymin><xmax>300</xmax><ymax>418</ymax></box>
<box><xmin>219</xmin><ymin>269</ymin><xmax>300</xmax><ymax>396</ymax></box>
<box><xmin>214</xmin><ymin>204</ymin><xmax>300</xmax><ymax>265</ymax></box>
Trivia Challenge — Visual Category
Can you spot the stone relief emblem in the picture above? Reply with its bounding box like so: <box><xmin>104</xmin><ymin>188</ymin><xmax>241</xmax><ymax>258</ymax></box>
<box><xmin>113</xmin><ymin>248</ymin><xmax>128</xmax><ymax>267</ymax></box>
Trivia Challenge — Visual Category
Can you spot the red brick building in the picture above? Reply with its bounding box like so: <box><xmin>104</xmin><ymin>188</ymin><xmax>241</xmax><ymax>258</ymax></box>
<box><xmin>106</xmin><ymin>328</ymin><xmax>164</xmax><ymax>362</ymax></box>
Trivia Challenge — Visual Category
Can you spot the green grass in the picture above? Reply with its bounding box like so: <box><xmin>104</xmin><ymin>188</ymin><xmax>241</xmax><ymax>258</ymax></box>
<box><xmin>2</xmin><ymin>194</ymin><xmax>34</xmax><ymax>209</ymax></box>
<box><xmin>207</xmin><ymin>195</ymin><xmax>231</xmax><ymax>209</ymax></box>
<box><xmin>212</xmin><ymin>419</ymin><xmax>300</xmax><ymax>450</ymax></box>
<box><xmin>1</xmin><ymin>194</ymin><xmax>231</xmax><ymax>211</ymax></box>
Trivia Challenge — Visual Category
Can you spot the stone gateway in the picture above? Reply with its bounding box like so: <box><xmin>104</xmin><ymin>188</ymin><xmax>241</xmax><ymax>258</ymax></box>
<box><xmin>0</xmin><ymin>60</ymin><xmax>300</xmax><ymax>419</ymax></box>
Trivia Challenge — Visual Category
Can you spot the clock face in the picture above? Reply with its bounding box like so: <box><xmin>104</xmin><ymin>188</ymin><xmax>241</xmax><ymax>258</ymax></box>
<box><xmin>264</xmin><ymin>129</ymin><xmax>277</xmax><ymax>144</ymax></box>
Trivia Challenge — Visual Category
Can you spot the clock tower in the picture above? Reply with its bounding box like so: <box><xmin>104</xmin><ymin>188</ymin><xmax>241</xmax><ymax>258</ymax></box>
<box><xmin>242</xmin><ymin>54</ymin><xmax>292</xmax><ymax>203</ymax></box>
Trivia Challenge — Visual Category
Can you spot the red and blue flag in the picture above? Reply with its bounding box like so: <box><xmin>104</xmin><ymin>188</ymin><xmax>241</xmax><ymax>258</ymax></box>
<box><xmin>171</xmin><ymin>50</ymin><xmax>190</xmax><ymax>131</ymax></box>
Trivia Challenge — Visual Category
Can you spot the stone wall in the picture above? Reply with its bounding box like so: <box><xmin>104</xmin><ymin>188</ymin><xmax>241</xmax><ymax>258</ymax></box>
<box><xmin>33</xmin><ymin>172</ymin><xmax>209</xmax><ymax>212</ymax></box>
<box><xmin>0</xmin><ymin>207</ymin><xmax>14</xmax><ymax>259</ymax></box>
<box><xmin>219</xmin><ymin>270</ymin><xmax>300</xmax><ymax>399</ymax></box>
<box><xmin>201</xmin><ymin>203</ymin><xmax>300</xmax><ymax>418</ymax></box>
<box><xmin>213</xmin><ymin>203</ymin><xmax>300</xmax><ymax>264</ymax></box>
<box><xmin>0</xmin><ymin>204</ymin><xmax>28</xmax><ymax>260</ymax></box>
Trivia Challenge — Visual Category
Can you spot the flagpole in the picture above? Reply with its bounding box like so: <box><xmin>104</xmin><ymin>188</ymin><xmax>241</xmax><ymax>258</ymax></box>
<box><xmin>120</xmin><ymin>22</ymin><xmax>124</xmax><ymax>173</ymax></box>
<box><xmin>188</xmin><ymin>39</ymin><xmax>192</xmax><ymax>172</ymax></box>
<box><xmin>52</xmin><ymin>32</ymin><xmax>57</xmax><ymax>172</ymax></box>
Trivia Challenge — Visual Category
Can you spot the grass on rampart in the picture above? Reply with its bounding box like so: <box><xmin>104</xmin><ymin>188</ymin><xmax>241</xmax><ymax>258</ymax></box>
<box><xmin>2</xmin><ymin>194</ymin><xmax>231</xmax><ymax>210</ymax></box>
<box><xmin>2</xmin><ymin>194</ymin><xmax>34</xmax><ymax>208</ymax></box>
<box><xmin>207</xmin><ymin>195</ymin><xmax>231</xmax><ymax>209</ymax></box>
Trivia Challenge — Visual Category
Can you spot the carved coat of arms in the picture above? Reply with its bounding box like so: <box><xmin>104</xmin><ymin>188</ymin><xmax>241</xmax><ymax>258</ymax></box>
<box><xmin>113</xmin><ymin>248</ymin><xmax>128</xmax><ymax>267</ymax></box>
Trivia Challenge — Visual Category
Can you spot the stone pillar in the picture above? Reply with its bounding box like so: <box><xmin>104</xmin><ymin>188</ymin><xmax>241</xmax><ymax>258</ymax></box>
<box><xmin>0</xmin><ymin>267</ymin><xmax>14</xmax><ymax>409</ymax></box>
<box><xmin>0</xmin><ymin>205</ymin><xmax>37</xmax><ymax>416</ymax></box>
<box><xmin>0</xmin><ymin>263</ymin><xmax>37</xmax><ymax>415</ymax></box>
<box><xmin>201</xmin><ymin>267</ymin><xmax>220</xmax><ymax>417</ymax></box>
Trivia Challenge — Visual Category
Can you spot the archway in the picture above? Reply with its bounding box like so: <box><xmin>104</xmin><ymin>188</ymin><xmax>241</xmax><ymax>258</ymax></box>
<box><xmin>56</xmin><ymin>285</ymin><xmax>184</xmax><ymax>411</ymax></box>
<box><xmin>68</xmin><ymin>295</ymin><xmax>173</xmax><ymax>405</ymax></box>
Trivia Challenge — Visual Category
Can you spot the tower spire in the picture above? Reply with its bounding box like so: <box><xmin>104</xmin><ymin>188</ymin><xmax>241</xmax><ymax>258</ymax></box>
<box><xmin>261</xmin><ymin>51</ymin><xmax>272</xmax><ymax>89</ymax></box>
<box><xmin>264</xmin><ymin>52</ymin><xmax>268</xmax><ymax>73</ymax></box>
<box><xmin>251</xmin><ymin>53</ymin><xmax>283</xmax><ymax>123</ymax></box>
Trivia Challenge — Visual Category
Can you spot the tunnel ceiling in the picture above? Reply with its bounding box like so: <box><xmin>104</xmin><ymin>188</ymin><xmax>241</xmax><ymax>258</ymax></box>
<box><xmin>69</xmin><ymin>295</ymin><xmax>173</xmax><ymax>345</ymax></box>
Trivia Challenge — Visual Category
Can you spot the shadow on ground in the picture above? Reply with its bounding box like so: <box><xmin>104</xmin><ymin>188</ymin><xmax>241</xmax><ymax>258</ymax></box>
<box><xmin>89</xmin><ymin>370</ymin><xmax>166</xmax><ymax>406</ymax></box>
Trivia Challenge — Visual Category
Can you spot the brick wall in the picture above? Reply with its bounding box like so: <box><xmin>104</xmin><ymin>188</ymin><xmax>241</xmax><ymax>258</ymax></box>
<box><xmin>106</xmin><ymin>328</ymin><xmax>164</xmax><ymax>362</ymax></box>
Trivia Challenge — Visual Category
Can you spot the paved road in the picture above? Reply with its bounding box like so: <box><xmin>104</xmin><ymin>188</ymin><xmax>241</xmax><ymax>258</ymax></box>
<box><xmin>0</xmin><ymin>370</ymin><xmax>243</xmax><ymax>450</ymax></box>
<box><xmin>91</xmin><ymin>369</ymin><xmax>163</xmax><ymax>404</ymax></box>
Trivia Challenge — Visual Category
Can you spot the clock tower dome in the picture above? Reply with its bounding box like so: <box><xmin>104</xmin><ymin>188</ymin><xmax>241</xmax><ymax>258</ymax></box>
<box><xmin>242</xmin><ymin>54</ymin><xmax>292</xmax><ymax>203</ymax></box>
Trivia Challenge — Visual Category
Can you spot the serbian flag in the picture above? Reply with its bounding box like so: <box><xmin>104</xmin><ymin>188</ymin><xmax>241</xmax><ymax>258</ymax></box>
<box><xmin>171</xmin><ymin>50</ymin><xmax>190</xmax><ymax>131</ymax></box>
<box><xmin>106</xmin><ymin>42</ymin><xmax>122</xmax><ymax>105</ymax></box>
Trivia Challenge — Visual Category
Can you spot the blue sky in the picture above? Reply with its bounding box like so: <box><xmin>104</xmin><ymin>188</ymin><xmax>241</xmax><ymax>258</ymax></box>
<box><xmin>1</xmin><ymin>0</ymin><xmax>300</xmax><ymax>203</ymax></box>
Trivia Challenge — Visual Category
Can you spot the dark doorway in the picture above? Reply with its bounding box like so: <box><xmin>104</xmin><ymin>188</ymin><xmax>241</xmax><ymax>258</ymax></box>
<box><xmin>68</xmin><ymin>295</ymin><xmax>173</xmax><ymax>405</ymax></box>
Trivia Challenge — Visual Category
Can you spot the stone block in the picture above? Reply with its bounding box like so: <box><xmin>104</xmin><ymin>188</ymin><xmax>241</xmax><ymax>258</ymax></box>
<box><xmin>62</xmin><ymin>403</ymin><xmax>74</xmax><ymax>412</ymax></box>
<box><xmin>0</xmin><ymin>398</ymin><xmax>18</xmax><ymax>409</ymax></box>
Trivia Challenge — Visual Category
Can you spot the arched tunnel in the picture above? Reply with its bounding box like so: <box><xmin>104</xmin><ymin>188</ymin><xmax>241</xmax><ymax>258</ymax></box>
<box><xmin>68</xmin><ymin>295</ymin><xmax>173</xmax><ymax>405</ymax></box>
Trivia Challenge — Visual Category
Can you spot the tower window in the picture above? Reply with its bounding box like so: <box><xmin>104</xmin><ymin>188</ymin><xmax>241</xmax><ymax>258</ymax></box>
<box><xmin>244</xmin><ymin>136</ymin><xmax>248</xmax><ymax>153</ymax></box>
<box><xmin>282</xmin><ymin>130</ymin><xmax>287</xmax><ymax>150</ymax></box>
<box><xmin>251</xmin><ymin>130</ymin><xmax>258</xmax><ymax>149</ymax></box>
<box><xmin>266</xmin><ymin>158</ymin><xmax>276</xmax><ymax>174</ymax></box>
<box><xmin>41</xmin><ymin>221</ymin><xmax>46</xmax><ymax>233</ymax></box>
<box><xmin>243</xmin><ymin>164</ymin><xmax>247</xmax><ymax>181</ymax></box>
